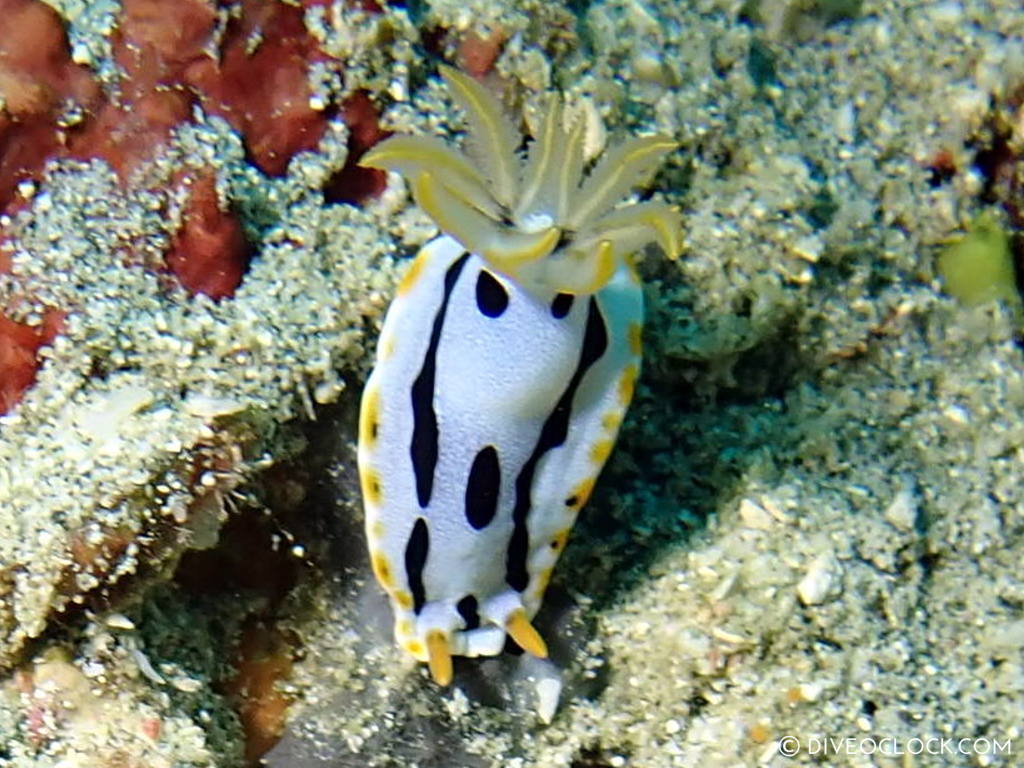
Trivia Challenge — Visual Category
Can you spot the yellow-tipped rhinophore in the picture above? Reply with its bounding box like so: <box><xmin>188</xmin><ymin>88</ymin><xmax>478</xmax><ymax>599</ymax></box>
<box><xmin>426</xmin><ymin>630</ymin><xmax>454</xmax><ymax>686</ymax></box>
<box><xmin>506</xmin><ymin>608</ymin><xmax>549</xmax><ymax>659</ymax></box>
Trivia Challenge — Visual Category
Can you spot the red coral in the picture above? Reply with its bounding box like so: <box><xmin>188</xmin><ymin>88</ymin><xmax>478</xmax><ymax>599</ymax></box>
<box><xmin>0</xmin><ymin>229</ymin><xmax>13</xmax><ymax>273</ymax></box>
<box><xmin>68</xmin><ymin>0</ymin><xmax>334</xmax><ymax>181</ymax></box>
<box><xmin>0</xmin><ymin>309</ymin><xmax>63</xmax><ymax>413</ymax></box>
<box><xmin>185</xmin><ymin>0</ymin><xmax>330</xmax><ymax>177</ymax></box>
<box><xmin>1</xmin><ymin>0</ymin><xmax>379</xmax><ymax>202</ymax></box>
<box><xmin>73</xmin><ymin>89</ymin><xmax>196</xmax><ymax>180</ymax></box>
<box><xmin>0</xmin><ymin>0</ymin><xmax>101</xmax><ymax>212</ymax></box>
<box><xmin>227</xmin><ymin>622</ymin><xmax>294</xmax><ymax>762</ymax></box>
<box><xmin>0</xmin><ymin>0</ymin><xmax>397</xmax><ymax>408</ymax></box>
<box><xmin>323</xmin><ymin>90</ymin><xmax>389</xmax><ymax>205</ymax></box>
<box><xmin>118</xmin><ymin>0</ymin><xmax>217</xmax><ymax>70</ymax></box>
<box><xmin>69</xmin><ymin>0</ymin><xmax>216</xmax><ymax>179</ymax></box>
<box><xmin>457</xmin><ymin>28</ymin><xmax>506</xmax><ymax>79</ymax></box>
<box><xmin>0</xmin><ymin>0</ymin><xmax>96</xmax><ymax>104</ymax></box>
<box><xmin>165</xmin><ymin>172</ymin><xmax>250</xmax><ymax>300</ymax></box>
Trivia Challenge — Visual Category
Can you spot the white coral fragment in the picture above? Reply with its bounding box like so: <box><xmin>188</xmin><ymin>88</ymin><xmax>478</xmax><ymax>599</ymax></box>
<box><xmin>797</xmin><ymin>553</ymin><xmax>842</xmax><ymax>606</ymax></box>
<box><xmin>361</xmin><ymin>65</ymin><xmax>682</xmax><ymax>294</ymax></box>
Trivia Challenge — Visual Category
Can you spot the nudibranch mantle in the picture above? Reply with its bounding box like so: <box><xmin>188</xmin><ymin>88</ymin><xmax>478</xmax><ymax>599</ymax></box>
<box><xmin>357</xmin><ymin>66</ymin><xmax>681</xmax><ymax>686</ymax></box>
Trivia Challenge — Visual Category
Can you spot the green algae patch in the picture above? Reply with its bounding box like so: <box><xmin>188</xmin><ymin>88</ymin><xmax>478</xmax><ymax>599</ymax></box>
<box><xmin>938</xmin><ymin>212</ymin><xmax>1021</xmax><ymax>309</ymax></box>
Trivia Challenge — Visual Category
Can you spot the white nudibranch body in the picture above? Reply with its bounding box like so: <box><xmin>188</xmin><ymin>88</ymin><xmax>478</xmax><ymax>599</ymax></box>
<box><xmin>357</xmin><ymin>66</ymin><xmax>681</xmax><ymax>686</ymax></box>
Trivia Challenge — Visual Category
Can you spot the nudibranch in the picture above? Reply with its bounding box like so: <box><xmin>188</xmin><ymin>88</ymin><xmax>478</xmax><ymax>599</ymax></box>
<box><xmin>356</xmin><ymin>65</ymin><xmax>681</xmax><ymax>686</ymax></box>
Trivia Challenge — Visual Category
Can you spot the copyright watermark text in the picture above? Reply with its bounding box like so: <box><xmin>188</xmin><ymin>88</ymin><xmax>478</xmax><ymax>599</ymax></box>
<box><xmin>776</xmin><ymin>735</ymin><xmax>1012</xmax><ymax>759</ymax></box>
